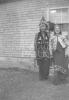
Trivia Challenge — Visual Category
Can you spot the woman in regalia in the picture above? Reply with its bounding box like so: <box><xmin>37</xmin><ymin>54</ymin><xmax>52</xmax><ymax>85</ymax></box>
<box><xmin>35</xmin><ymin>16</ymin><xmax>50</xmax><ymax>80</ymax></box>
<box><xmin>49</xmin><ymin>24</ymin><xmax>68</xmax><ymax>85</ymax></box>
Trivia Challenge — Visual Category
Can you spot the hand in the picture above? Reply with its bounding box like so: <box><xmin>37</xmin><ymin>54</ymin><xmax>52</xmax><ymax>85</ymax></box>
<box><xmin>50</xmin><ymin>55</ymin><xmax>53</xmax><ymax>58</ymax></box>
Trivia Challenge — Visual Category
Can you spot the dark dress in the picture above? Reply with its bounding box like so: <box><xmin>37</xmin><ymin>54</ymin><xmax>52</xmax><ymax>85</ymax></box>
<box><xmin>35</xmin><ymin>31</ymin><xmax>50</xmax><ymax>80</ymax></box>
<box><xmin>53</xmin><ymin>39</ymin><xmax>68</xmax><ymax>84</ymax></box>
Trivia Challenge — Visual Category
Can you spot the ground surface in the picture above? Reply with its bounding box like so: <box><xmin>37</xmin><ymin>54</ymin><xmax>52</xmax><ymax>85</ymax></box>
<box><xmin>0</xmin><ymin>62</ymin><xmax>69</xmax><ymax>100</ymax></box>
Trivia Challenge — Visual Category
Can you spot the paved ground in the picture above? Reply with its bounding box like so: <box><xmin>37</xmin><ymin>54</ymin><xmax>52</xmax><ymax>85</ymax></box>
<box><xmin>0</xmin><ymin>62</ymin><xmax>69</xmax><ymax>100</ymax></box>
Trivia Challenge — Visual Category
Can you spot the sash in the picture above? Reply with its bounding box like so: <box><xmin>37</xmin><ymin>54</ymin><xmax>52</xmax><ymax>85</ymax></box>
<box><xmin>58</xmin><ymin>37</ymin><xmax>66</xmax><ymax>48</ymax></box>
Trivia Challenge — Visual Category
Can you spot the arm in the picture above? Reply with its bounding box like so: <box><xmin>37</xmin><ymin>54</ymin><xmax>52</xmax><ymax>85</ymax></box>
<box><xmin>34</xmin><ymin>33</ymin><xmax>38</xmax><ymax>57</ymax></box>
<box><xmin>34</xmin><ymin>33</ymin><xmax>41</xmax><ymax>58</ymax></box>
<box><xmin>63</xmin><ymin>34</ymin><xmax>69</xmax><ymax>47</ymax></box>
<box><xmin>49</xmin><ymin>37</ymin><xmax>53</xmax><ymax>57</ymax></box>
<box><xmin>62</xmin><ymin>32</ymin><xmax>69</xmax><ymax>46</ymax></box>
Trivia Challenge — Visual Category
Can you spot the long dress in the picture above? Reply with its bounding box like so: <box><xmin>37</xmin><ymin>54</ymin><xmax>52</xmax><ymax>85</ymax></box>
<box><xmin>35</xmin><ymin>31</ymin><xmax>50</xmax><ymax>80</ymax></box>
<box><xmin>52</xmin><ymin>35</ymin><xmax>68</xmax><ymax>84</ymax></box>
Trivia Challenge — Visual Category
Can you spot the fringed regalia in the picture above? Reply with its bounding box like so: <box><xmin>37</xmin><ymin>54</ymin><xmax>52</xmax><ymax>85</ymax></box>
<box><xmin>35</xmin><ymin>31</ymin><xmax>50</xmax><ymax>80</ymax></box>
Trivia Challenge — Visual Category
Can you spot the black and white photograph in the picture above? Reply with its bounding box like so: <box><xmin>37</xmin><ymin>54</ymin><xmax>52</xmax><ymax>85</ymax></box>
<box><xmin>0</xmin><ymin>0</ymin><xmax>69</xmax><ymax>100</ymax></box>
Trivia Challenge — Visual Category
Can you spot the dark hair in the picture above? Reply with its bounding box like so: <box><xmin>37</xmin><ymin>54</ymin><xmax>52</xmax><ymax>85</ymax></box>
<box><xmin>47</xmin><ymin>21</ymin><xmax>54</xmax><ymax>31</ymax></box>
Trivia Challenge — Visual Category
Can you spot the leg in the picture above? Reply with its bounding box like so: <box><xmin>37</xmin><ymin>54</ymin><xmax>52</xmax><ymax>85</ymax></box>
<box><xmin>37</xmin><ymin>59</ymin><xmax>45</xmax><ymax>80</ymax></box>
<box><xmin>43</xmin><ymin>58</ymin><xmax>50</xmax><ymax>79</ymax></box>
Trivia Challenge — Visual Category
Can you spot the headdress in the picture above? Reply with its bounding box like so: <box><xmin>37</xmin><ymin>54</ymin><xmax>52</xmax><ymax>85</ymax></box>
<box><xmin>39</xmin><ymin>16</ymin><xmax>47</xmax><ymax>26</ymax></box>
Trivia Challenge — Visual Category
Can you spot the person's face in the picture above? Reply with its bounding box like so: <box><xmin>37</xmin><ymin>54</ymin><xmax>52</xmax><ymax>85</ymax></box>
<box><xmin>54</xmin><ymin>25</ymin><xmax>61</xmax><ymax>34</ymax></box>
<box><xmin>40</xmin><ymin>24</ymin><xmax>46</xmax><ymax>32</ymax></box>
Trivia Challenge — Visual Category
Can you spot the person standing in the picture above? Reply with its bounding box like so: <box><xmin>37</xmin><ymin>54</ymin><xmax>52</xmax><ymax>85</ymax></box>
<box><xmin>49</xmin><ymin>24</ymin><xmax>68</xmax><ymax>85</ymax></box>
<box><xmin>35</xmin><ymin>16</ymin><xmax>50</xmax><ymax>80</ymax></box>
